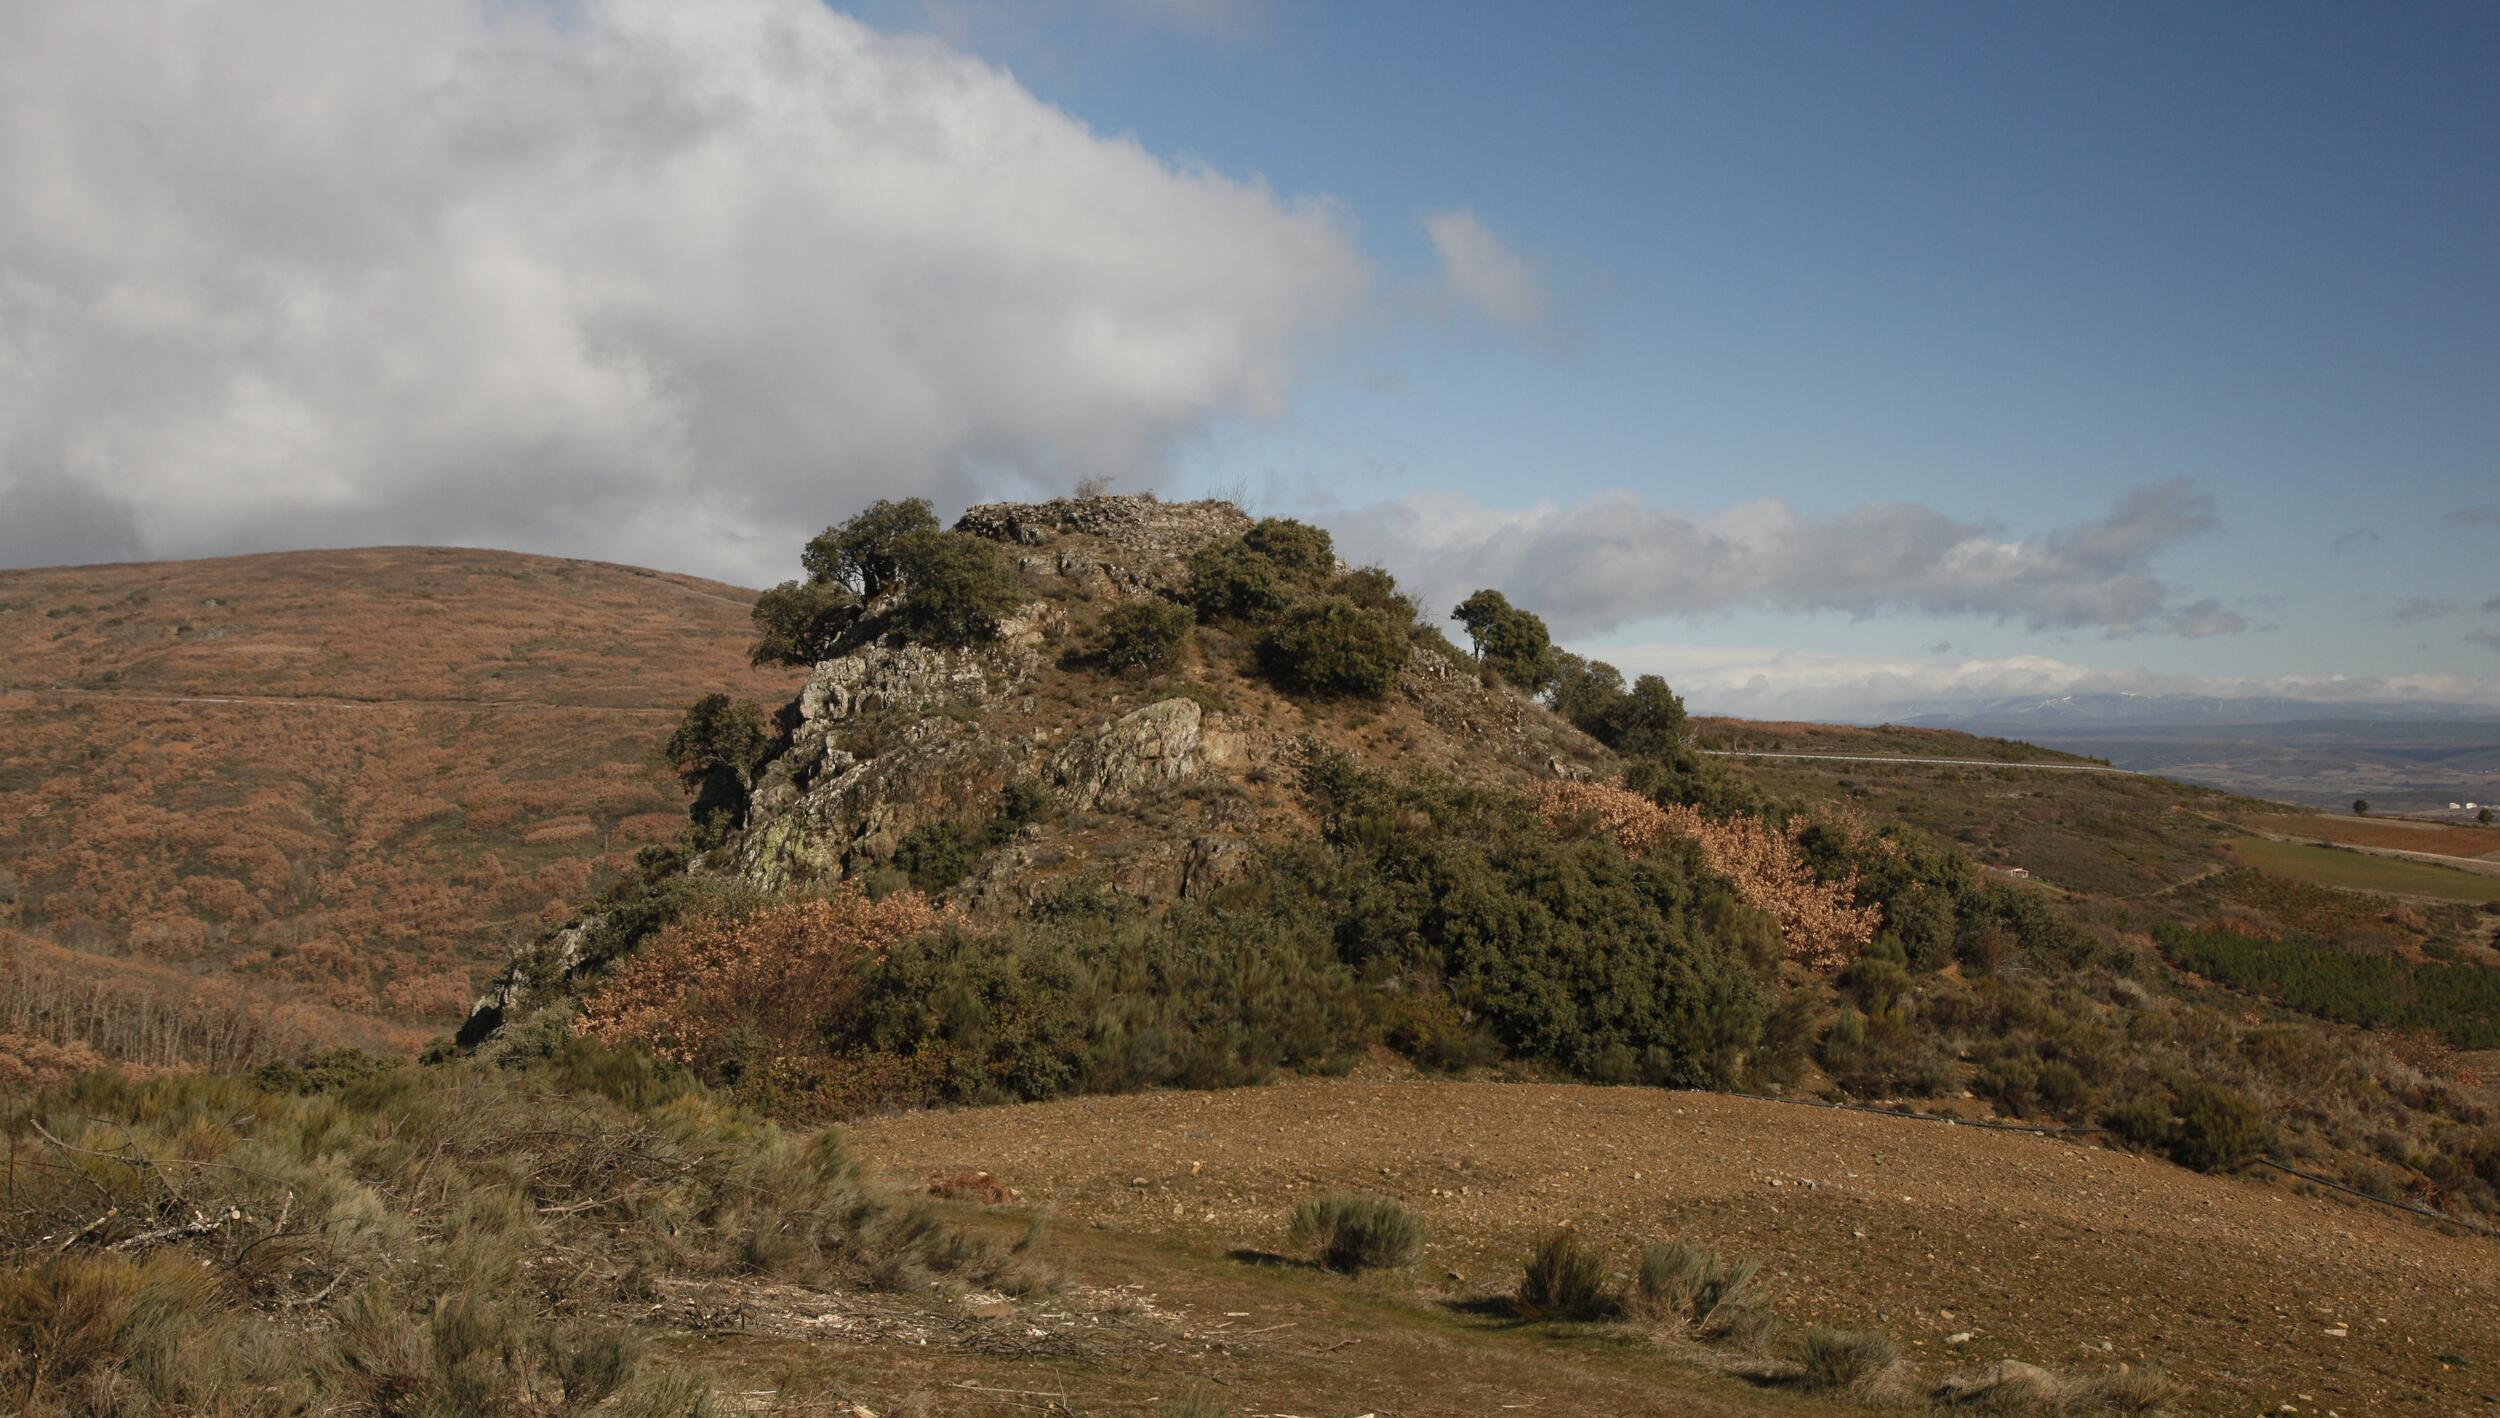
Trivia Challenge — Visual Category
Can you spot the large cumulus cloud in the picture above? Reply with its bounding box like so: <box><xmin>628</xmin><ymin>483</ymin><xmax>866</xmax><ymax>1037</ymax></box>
<box><xmin>1336</xmin><ymin>478</ymin><xmax>2231</xmax><ymax>639</ymax></box>
<box><xmin>0</xmin><ymin>0</ymin><xmax>1366</xmax><ymax>579</ymax></box>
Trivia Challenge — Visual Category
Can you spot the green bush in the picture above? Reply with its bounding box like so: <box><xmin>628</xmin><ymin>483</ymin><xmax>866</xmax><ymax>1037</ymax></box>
<box><xmin>1452</xmin><ymin>589</ymin><xmax>1559</xmax><ymax>693</ymax></box>
<box><xmin>803</xmin><ymin>497</ymin><xmax>939</xmax><ymax>598</ymax></box>
<box><xmin>1293</xmin><ymin>758</ymin><xmax>1777</xmax><ymax>1088</ymax></box>
<box><xmin>662</xmin><ymin>693</ymin><xmax>771</xmax><ymax>825</ymax></box>
<box><xmin>887</xmin><ymin>529</ymin><xmax>1024</xmax><ymax>648</ymax></box>
<box><xmin>749</xmin><ymin>578</ymin><xmax>861</xmax><ymax>666</ymax></box>
<box><xmin>1287</xmin><ymin>1193</ymin><xmax>1423</xmax><ymax>1273</ymax></box>
<box><xmin>1187</xmin><ymin>517</ymin><xmax>1336</xmax><ymax>623</ymax></box>
<box><xmin>1517</xmin><ymin>1230</ymin><xmax>1617</xmax><ymax>1320</ymax></box>
<box><xmin>2166</xmin><ymin>1080</ymin><xmax>2273</xmax><ymax>1172</ymax></box>
<box><xmin>1186</xmin><ymin>537</ymin><xmax>1292</xmax><ymax>622</ymax></box>
<box><xmin>1241</xmin><ymin>517</ymin><xmax>1336</xmax><ymax>579</ymax></box>
<box><xmin>636</xmin><ymin>757</ymin><xmax>1784</xmax><ymax>1115</ymax></box>
<box><xmin>893</xmin><ymin>820</ymin><xmax>984</xmax><ymax>893</ymax></box>
<box><xmin>1089</xmin><ymin>597</ymin><xmax>1193</xmax><ymax>674</ymax></box>
<box><xmin>1258</xmin><ymin>595</ymin><xmax>1410</xmax><ymax>698</ymax></box>
<box><xmin>2103</xmin><ymin>1081</ymin><xmax>2272</xmax><ymax>1173</ymax></box>
<box><xmin>2156</xmin><ymin>923</ymin><xmax>2500</xmax><ymax>1048</ymax></box>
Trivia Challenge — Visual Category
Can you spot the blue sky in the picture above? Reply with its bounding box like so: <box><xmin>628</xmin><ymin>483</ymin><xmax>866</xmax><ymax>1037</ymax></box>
<box><xmin>2</xmin><ymin>0</ymin><xmax>2493</xmax><ymax>715</ymax></box>
<box><xmin>851</xmin><ymin>0</ymin><xmax>2500</xmax><ymax>709</ymax></box>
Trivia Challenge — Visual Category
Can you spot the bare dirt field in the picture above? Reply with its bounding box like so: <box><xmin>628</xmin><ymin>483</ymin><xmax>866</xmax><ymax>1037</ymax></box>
<box><xmin>856</xmin><ymin>1074</ymin><xmax>2500</xmax><ymax>1417</ymax></box>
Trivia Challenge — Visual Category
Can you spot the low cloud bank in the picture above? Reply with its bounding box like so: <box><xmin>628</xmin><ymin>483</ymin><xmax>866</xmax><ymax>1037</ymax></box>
<box><xmin>0</xmin><ymin>0</ymin><xmax>1366</xmax><ymax>580</ymax></box>
<box><xmin>1335</xmin><ymin>480</ymin><xmax>2230</xmax><ymax>640</ymax></box>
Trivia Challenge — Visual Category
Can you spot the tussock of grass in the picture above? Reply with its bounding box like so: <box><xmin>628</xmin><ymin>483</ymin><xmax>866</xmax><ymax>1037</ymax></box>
<box><xmin>1516</xmin><ymin>1229</ymin><xmax>1618</xmax><ymax>1321</ymax></box>
<box><xmin>1631</xmin><ymin>1238</ymin><xmax>1763</xmax><ymax>1335</ymax></box>
<box><xmin>1931</xmin><ymin>1359</ymin><xmax>2177</xmax><ymax>1414</ymax></box>
<box><xmin>1796</xmin><ymin>1325</ymin><xmax>1899</xmax><ymax>1390</ymax></box>
<box><xmin>1287</xmin><ymin>1193</ymin><xmax>1423</xmax><ymax>1274</ymax></box>
<box><xmin>0</xmin><ymin>1039</ymin><xmax>1025</xmax><ymax>1415</ymax></box>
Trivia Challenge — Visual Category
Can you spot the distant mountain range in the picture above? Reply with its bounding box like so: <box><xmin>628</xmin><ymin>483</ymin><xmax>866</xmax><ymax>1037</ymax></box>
<box><xmin>1892</xmin><ymin>695</ymin><xmax>2500</xmax><ymax>812</ymax></box>
<box><xmin>1895</xmin><ymin>692</ymin><xmax>2500</xmax><ymax>731</ymax></box>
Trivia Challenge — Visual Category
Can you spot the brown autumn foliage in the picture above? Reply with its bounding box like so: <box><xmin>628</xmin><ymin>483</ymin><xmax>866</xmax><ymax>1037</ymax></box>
<box><xmin>1534</xmin><ymin>779</ymin><xmax>1879</xmax><ymax>970</ymax></box>
<box><xmin>576</xmin><ymin>891</ymin><xmax>946</xmax><ymax>1077</ymax></box>
<box><xmin>0</xmin><ymin>547</ymin><xmax>802</xmax><ymax>1065</ymax></box>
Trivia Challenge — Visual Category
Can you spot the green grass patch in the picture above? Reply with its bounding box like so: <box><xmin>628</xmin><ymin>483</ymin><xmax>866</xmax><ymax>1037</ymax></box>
<box><xmin>2226</xmin><ymin>834</ymin><xmax>2500</xmax><ymax>904</ymax></box>
<box><xmin>2158</xmin><ymin>924</ymin><xmax>2500</xmax><ymax>1048</ymax></box>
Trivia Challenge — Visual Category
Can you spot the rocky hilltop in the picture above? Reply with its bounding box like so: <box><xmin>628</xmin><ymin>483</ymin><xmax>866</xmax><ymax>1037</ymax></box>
<box><xmin>735</xmin><ymin>495</ymin><xmax>1601</xmax><ymax>910</ymax></box>
<box><xmin>468</xmin><ymin>493</ymin><xmax>1606</xmax><ymax>1036</ymax></box>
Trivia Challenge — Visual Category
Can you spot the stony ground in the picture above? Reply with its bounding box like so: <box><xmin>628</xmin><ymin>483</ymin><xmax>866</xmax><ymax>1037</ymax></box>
<box><xmin>854</xmin><ymin>1074</ymin><xmax>2500</xmax><ymax>1417</ymax></box>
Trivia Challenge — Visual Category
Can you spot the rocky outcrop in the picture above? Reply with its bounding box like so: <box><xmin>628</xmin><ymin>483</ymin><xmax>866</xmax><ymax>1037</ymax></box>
<box><xmin>957</xmin><ymin>495</ymin><xmax>1249</xmax><ymax>599</ymax></box>
<box><xmin>735</xmin><ymin>605</ymin><xmax>1055</xmax><ymax>892</ymax></box>
<box><xmin>1045</xmin><ymin>697</ymin><xmax>1218</xmax><ymax>812</ymax></box>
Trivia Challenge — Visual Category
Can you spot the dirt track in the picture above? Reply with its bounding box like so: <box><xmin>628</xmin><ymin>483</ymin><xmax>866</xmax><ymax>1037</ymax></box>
<box><xmin>856</xmin><ymin>1075</ymin><xmax>2500</xmax><ymax>1417</ymax></box>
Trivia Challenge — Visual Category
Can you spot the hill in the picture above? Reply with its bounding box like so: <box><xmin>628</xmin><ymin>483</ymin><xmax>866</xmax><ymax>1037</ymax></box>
<box><xmin>467</xmin><ymin>497</ymin><xmax>2498</xmax><ymax>1229</ymax></box>
<box><xmin>0</xmin><ymin>547</ymin><xmax>802</xmax><ymax>1070</ymax></box>
<box><xmin>10</xmin><ymin>502</ymin><xmax>2500</xmax><ymax>1415</ymax></box>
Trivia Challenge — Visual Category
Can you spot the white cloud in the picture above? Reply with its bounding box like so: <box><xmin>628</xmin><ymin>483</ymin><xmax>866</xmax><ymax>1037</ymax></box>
<box><xmin>0</xmin><ymin>0</ymin><xmax>1366</xmax><ymax>580</ymax></box>
<box><xmin>1334</xmin><ymin>479</ymin><xmax>2227</xmax><ymax>638</ymax></box>
<box><xmin>1422</xmin><ymin>209</ymin><xmax>1551</xmax><ymax>333</ymax></box>
<box><xmin>1587</xmin><ymin>642</ymin><xmax>2500</xmax><ymax>721</ymax></box>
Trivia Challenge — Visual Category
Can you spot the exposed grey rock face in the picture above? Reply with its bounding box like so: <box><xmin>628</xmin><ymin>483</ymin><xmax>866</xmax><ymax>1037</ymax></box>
<box><xmin>957</xmin><ymin>494</ymin><xmax>1250</xmax><ymax>599</ymax></box>
<box><xmin>736</xmin><ymin>616</ymin><xmax>1049</xmax><ymax>893</ymax></box>
<box><xmin>726</xmin><ymin>500</ymin><xmax>1266</xmax><ymax>897</ymax></box>
<box><xmin>1046</xmin><ymin>697</ymin><xmax>1215</xmax><ymax>812</ymax></box>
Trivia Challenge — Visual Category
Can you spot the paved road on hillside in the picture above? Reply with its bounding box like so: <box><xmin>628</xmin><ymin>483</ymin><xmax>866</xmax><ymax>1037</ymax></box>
<box><xmin>1700</xmin><ymin>748</ymin><xmax>2137</xmax><ymax>773</ymax></box>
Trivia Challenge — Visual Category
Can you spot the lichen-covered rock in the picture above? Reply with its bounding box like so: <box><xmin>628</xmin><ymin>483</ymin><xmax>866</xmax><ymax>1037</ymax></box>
<box><xmin>957</xmin><ymin>494</ymin><xmax>1249</xmax><ymax>598</ymax></box>
<box><xmin>733</xmin><ymin>609</ymin><xmax>1055</xmax><ymax>891</ymax></box>
<box><xmin>1045</xmin><ymin>697</ymin><xmax>1217</xmax><ymax>812</ymax></box>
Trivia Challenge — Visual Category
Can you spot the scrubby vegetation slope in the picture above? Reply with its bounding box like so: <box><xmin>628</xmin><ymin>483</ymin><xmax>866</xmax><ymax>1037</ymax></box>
<box><xmin>0</xmin><ymin>547</ymin><xmax>804</xmax><ymax>1076</ymax></box>
<box><xmin>463</xmin><ymin>493</ymin><xmax>2500</xmax><ymax>1235</ymax></box>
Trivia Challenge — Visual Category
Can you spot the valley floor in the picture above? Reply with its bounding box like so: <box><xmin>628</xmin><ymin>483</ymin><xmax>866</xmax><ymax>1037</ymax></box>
<box><xmin>846</xmin><ymin>1073</ymin><xmax>2500</xmax><ymax>1417</ymax></box>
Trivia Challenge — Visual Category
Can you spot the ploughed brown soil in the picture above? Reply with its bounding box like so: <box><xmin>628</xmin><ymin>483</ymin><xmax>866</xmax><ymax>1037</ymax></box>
<box><xmin>854</xmin><ymin>1074</ymin><xmax>2500</xmax><ymax>1416</ymax></box>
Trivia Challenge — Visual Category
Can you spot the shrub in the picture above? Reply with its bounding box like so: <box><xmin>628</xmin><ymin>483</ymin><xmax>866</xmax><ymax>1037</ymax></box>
<box><xmin>893</xmin><ymin>820</ymin><xmax>984</xmax><ymax>893</ymax></box>
<box><xmin>839</xmin><ymin>903</ymin><xmax>1368</xmax><ymax>1111</ymax></box>
<box><xmin>2166</xmin><ymin>1080</ymin><xmax>2273</xmax><ymax>1172</ymax></box>
<box><xmin>803</xmin><ymin>497</ymin><xmax>940</xmax><ymax>599</ymax></box>
<box><xmin>1534</xmin><ymin>779</ymin><xmax>1878</xmax><ymax>970</ymax></box>
<box><xmin>1241</xmin><ymin>517</ymin><xmax>1337</xmax><ymax>579</ymax></box>
<box><xmin>1452</xmin><ymin>589</ymin><xmax>1558</xmax><ymax>693</ymax></box>
<box><xmin>1298</xmin><ymin>760</ymin><xmax>1778</xmax><ymax>1088</ymax></box>
<box><xmin>0</xmin><ymin>1046</ymin><xmax>1012</xmax><ymax>1415</ymax></box>
<box><xmin>2156</xmin><ymin>923</ymin><xmax>2500</xmax><ymax>1048</ymax></box>
<box><xmin>1548</xmin><ymin>652</ymin><xmax>1627</xmax><ymax>739</ymax></box>
<box><xmin>1516</xmin><ymin>1230</ymin><xmax>1617</xmax><ymax>1320</ymax></box>
<box><xmin>2103</xmin><ymin>1081</ymin><xmax>2272</xmax><ymax>1173</ymax></box>
<box><xmin>1187</xmin><ymin>517</ymin><xmax>1336</xmax><ymax>624</ymax></box>
<box><xmin>1632</xmin><ymin>1240</ymin><xmax>1761</xmax><ymax>1331</ymax></box>
<box><xmin>749</xmin><ymin>578</ymin><xmax>861</xmax><ymax>666</ymax></box>
<box><xmin>1090</xmin><ymin>597</ymin><xmax>1193</xmax><ymax>675</ymax></box>
<box><xmin>662</xmin><ymin>694</ymin><xmax>771</xmax><ymax>821</ymax></box>
<box><xmin>576</xmin><ymin>892</ymin><xmax>945</xmax><ymax>1083</ymax></box>
<box><xmin>887</xmin><ymin>530</ymin><xmax>1024</xmax><ymax>648</ymax></box>
<box><xmin>1612</xmin><ymin>674</ymin><xmax>1689</xmax><ymax>757</ymax></box>
<box><xmin>1187</xmin><ymin>537</ymin><xmax>1293</xmax><ymax>622</ymax></box>
<box><xmin>1257</xmin><ymin>595</ymin><xmax>1409</xmax><ymax>698</ymax></box>
<box><xmin>1797</xmin><ymin>1326</ymin><xmax>1898</xmax><ymax>1390</ymax></box>
<box><xmin>1287</xmin><ymin>1193</ymin><xmax>1423</xmax><ymax>1273</ymax></box>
